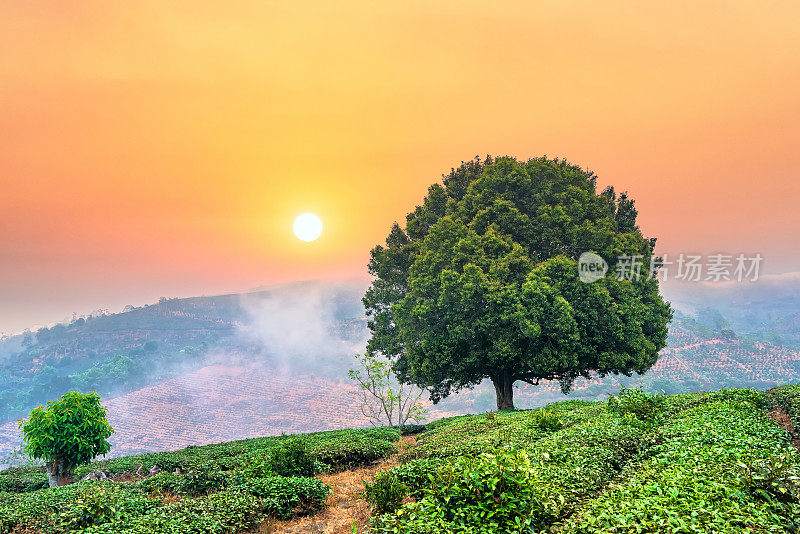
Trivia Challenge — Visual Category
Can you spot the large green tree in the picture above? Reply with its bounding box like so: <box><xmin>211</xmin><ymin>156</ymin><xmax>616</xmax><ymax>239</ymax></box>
<box><xmin>364</xmin><ymin>156</ymin><xmax>671</xmax><ymax>410</ymax></box>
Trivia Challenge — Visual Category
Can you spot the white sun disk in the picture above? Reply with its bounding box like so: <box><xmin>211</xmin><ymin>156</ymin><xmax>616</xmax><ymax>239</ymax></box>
<box><xmin>293</xmin><ymin>213</ymin><xmax>323</xmax><ymax>242</ymax></box>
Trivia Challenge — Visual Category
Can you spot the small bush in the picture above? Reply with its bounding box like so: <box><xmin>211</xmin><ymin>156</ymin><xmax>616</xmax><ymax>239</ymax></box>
<box><xmin>739</xmin><ymin>453</ymin><xmax>800</xmax><ymax>504</ymax></box>
<box><xmin>179</xmin><ymin>468</ymin><xmax>226</xmax><ymax>496</ymax></box>
<box><xmin>0</xmin><ymin>466</ymin><xmax>48</xmax><ymax>493</ymax></box>
<box><xmin>531</xmin><ymin>409</ymin><xmax>563</xmax><ymax>431</ymax></box>
<box><xmin>56</xmin><ymin>484</ymin><xmax>125</xmax><ymax>531</ymax></box>
<box><xmin>608</xmin><ymin>386</ymin><xmax>665</xmax><ymax>426</ymax></box>
<box><xmin>363</xmin><ymin>471</ymin><xmax>408</xmax><ymax>514</ymax></box>
<box><xmin>386</xmin><ymin>458</ymin><xmax>443</xmax><ymax>497</ymax></box>
<box><xmin>137</xmin><ymin>472</ymin><xmax>183</xmax><ymax>494</ymax></box>
<box><xmin>372</xmin><ymin>449</ymin><xmax>542</xmax><ymax>533</ymax></box>
<box><xmin>229</xmin><ymin>475</ymin><xmax>330</xmax><ymax>519</ymax></box>
<box><xmin>268</xmin><ymin>439</ymin><xmax>316</xmax><ymax>477</ymax></box>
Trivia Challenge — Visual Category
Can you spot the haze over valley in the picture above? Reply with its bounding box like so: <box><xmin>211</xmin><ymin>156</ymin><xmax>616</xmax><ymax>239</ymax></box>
<box><xmin>2</xmin><ymin>276</ymin><xmax>798</xmax><ymax>466</ymax></box>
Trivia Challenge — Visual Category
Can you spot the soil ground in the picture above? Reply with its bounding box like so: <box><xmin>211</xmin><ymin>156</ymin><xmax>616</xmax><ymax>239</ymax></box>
<box><xmin>253</xmin><ymin>435</ymin><xmax>417</xmax><ymax>534</ymax></box>
<box><xmin>768</xmin><ymin>405</ymin><xmax>800</xmax><ymax>451</ymax></box>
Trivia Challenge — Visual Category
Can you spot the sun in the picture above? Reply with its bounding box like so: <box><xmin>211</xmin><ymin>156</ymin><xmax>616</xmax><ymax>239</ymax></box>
<box><xmin>293</xmin><ymin>213</ymin><xmax>323</xmax><ymax>242</ymax></box>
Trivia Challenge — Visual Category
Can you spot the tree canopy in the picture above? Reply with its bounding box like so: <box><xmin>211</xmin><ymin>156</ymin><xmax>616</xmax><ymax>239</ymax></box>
<box><xmin>20</xmin><ymin>391</ymin><xmax>114</xmax><ymax>486</ymax></box>
<box><xmin>363</xmin><ymin>156</ymin><xmax>671</xmax><ymax>410</ymax></box>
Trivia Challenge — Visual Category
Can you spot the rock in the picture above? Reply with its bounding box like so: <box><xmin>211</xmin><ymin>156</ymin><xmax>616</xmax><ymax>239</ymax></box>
<box><xmin>80</xmin><ymin>469</ymin><xmax>111</xmax><ymax>482</ymax></box>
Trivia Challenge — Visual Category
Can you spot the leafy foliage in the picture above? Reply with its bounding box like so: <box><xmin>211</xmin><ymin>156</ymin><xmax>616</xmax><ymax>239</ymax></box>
<box><xmin>772</xmin><ymin>383</ymin><xmax>800</xmax><ymax>428</ymax></box>
<box><xmin>561</xmin><ymin>394</ymin><xmax>800</xmax><ymax>533</ymax></box>
<box><xmin>607</xmin><ymin>385</ymin><xmax>666</xmax><ymax>427</ymax></box>
<box><xmin>372</xmin><ymin>449</ymin><xmax>543</xmax><ymax>534</ymax></box>
<box><xmin>530</xmin><ymin>409</ymin><xmax>563</xmax><ymax>431</ymax></box>
<box><xmin>19</xmin><ymin>391</ymin><xmax>114</xmax><ymax>486</ymax></box>
<box><xmin>228</xmin><ymin>475</ymin><xmax>330</xmax><ymax>519</ymax></box>
<box><xmin>363</xmin><ymin>471</ymin><xmax>409</xmax><ymax>514</ymax></box>
<box><xmin>349</xmin><ymin>352</ymin><xmax>427</xmax><ymax>429</ymax></box>
<box><xmin>364</xmin><ymin>156</ymin><xmax>671</xmax><ymax>410</ymax></box>
<box><xmin>403</xmin><ymin>400</ymin><xmax>602</xmax><ymax>460</ymax></box>
<box><xmin>739</xmin><ymin>453</ymin><xmax>800</xmax><ymax>504</ymax></box>
<box><xmin>262</xmin><ymin>438</ymin><xmax>316</xmax><ymax>478</ymax></box>
<box><xmin>372</xmin><ymin>387</ymin><xmax>800</xmax><ymax>534</ymax></box>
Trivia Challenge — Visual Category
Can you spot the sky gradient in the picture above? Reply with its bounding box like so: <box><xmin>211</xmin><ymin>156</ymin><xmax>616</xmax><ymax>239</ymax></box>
<box><xmin>2</xmin><ymin>1</ymin><xmax>799</xmax><ymax>334</ymax></box>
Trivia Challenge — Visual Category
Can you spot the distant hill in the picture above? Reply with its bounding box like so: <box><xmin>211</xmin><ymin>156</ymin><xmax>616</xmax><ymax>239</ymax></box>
<box><xmin>2</xmin><ymin>277</ymin><xmax>799</xmax><ymax>465</ymax></box>
<box><xmin>0</xmin><ymin>280</ymin><xmax>368</xmax><ymax>424</ymax></box>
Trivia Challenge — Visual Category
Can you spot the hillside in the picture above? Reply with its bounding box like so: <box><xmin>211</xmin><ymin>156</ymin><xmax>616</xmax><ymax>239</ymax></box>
<box><xmin>1</xmin><ymin>384</ymin><xmax>798</xmax><ymax>533</ymax></box>
<box><xmin>2</xmin><ymin>280</ymin><xmax>800</xmax><ymax>464</ymax></box>
<box><xmin>0</xmin><ymin>363</ymin><xmax>458</xmax><ymax>461</ymax></box>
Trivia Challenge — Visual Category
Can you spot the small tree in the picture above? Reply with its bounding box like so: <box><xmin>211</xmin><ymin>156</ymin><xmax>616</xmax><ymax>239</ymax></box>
<box><xmin>19</xmin><ymin>391</ymin><xmax>114</xmax><ymax>487</ymax></box>
<box><xmin>348</xmin><ymin>353</ymin><xmax>427</xmax><ymax>430</ymax></box>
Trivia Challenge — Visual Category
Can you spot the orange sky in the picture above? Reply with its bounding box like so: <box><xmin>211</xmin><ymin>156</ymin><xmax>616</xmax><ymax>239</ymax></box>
<box><xmin>1</xmin><ymin>1</ymin><xmax>799</xmax><ymax>333</ymax></box>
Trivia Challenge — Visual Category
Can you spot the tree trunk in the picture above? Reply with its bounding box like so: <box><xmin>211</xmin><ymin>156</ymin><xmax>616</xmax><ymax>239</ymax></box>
<box><xmin>492</xmin><ymin>375</ymin><xmax>515</xmax><ymax>411</ymax></box>
<box><xmin>46</xmin><ymin>457</ymin><xmax>73</xmax><ymax>488</ymax></box>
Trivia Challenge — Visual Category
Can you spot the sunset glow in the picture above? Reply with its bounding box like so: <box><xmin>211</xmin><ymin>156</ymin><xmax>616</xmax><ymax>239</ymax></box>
<box><xmin>1</xmin><ymin>1</ymin><xmax>799</xmax><ymax>333</ymax></box>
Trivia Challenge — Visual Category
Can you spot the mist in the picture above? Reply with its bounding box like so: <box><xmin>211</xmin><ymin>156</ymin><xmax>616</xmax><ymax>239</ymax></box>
<box><xmin>234</xmin><ymin>281</ymin><xmax>370</xmax><ymax>376</ymax></box>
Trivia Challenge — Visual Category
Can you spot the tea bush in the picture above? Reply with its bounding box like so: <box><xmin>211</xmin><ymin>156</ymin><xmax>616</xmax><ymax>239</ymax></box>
<box><xmin>0</xmin><ymin>425</ymin><xmax>401</xmax><ymax>493</ymax></box>
<box><xmin>312</xmin><ymin>429</ymin><xmax>399</xmax><ymax>470</ymax></box>
<box><xmin>373</xmin><ymin>412</ymin><xmax>652</xmax><ymax>533</ymax></box>
<box><xmin>772</xmin><ymin>383</ymin><xmax>800</xmax><ymax>428</ymax></box>
<box><xmin>372</xmin><ymin>449</ymin><xmax>542</xmax><ymax>534</ymax></box>
<box><xmin>404</xmin><ymin>400</ymin><xmax>602</xmax><ymax>460</ymax></box>
<box><xmin>86</xmin><ymin>490</ymin><xmax>265</xmax><ymax>534</ymax></box>
<box><xmin>229</xmin><ymin>475</ymin><xmax>329</xmax><ymax>518</ymax></box>
<box><xmin>0</xmin><ymin>465</ymin><xmax>48</xmax><ymax>493</ymax></box>
<box><xmin>382</xmin><ymin>458</ymin><xmax>444</xmax><ymax>498</ymax></box>
<box><xmin>0</xmin><ymin>482</ymin><xmax>159</xmax><ymax>534</ymax></box>
<box><xmin>266</xmin><ymin>439</ymin><xmax>316</xmax><ymax>477</ymax></box>
<box><xmin>530</xmin><ymin>408</ymin><xmax>563</xmax><ymax>431</ymax></box>
<box><xmin>136</xmin><ymin>472</ymin><xmax>184</xmax><ymax>494</ymax></box>
<box><xmin>363</xmin><ymin>471</ymin><xmax>409</xmax><ymax>514</ymax></box>
<box><xmin>561</xmin><ymin>395</ymin><xmax>800</xmax><ymax>533</ymax></box>
<box><xmin>607</xmin><ymin>385</ymin><xmax>666</xmax><ymax>427</ymax></box>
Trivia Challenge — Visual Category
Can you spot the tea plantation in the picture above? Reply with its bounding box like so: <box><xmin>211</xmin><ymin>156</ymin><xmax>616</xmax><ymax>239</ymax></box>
<box><xmin>1</xmin><ymin>386</ymin><xmax>798</xmax><ymax>533</ymax></box>
<box><xmin>0</xmin><ymin>427</ymin><xmax>400</xmax><ymax>533</ymax></box>
<box><xmin>370</xmin><ymin>387</ymin><xmax>799</xmax><ymax>533</ymax></box>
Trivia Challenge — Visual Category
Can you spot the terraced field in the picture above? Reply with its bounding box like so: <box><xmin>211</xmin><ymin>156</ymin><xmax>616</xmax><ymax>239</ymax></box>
<box><xmin>1</xmin><ymin>385</ymin><xmax>798</xmax><ymax>533</ymax></box>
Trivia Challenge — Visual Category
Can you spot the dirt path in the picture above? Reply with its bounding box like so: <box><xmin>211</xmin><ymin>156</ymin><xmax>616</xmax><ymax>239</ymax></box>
<box><xmin>256</xmin><ymin>435</ymin><xmax>417</xmax><ymax>534</ymax></box>
<box><xmin>767</xmin><ymin>406</ymin><xmax>800</xmax><ymax>451</ymax></box>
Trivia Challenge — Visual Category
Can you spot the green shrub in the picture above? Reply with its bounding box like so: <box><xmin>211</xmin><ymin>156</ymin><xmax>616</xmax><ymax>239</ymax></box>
<box><xmin>86</xmin><ymin>490</ymin><xmax>265</xmax><ymax>534</ymax></box>
<box><xmin>739</xmin><ymin>453</ymin><xmax>800</xmax><ymax>504</ymax></box>
<box><xmin>0</xmin><ymin>466</ymin><xmax>48</xmax><ymax>493</ymax></box>
<box><xmin>56</xmin><ymin>484</ymin><xmax>125</xmax><ymax>531</ymax></box>
<box><xmin>229</xmin><ymin>475</ymin><xmax>329</xmax><ymax>519</ymax></box>
<box><xmin>561</xmin><ymin>399</ymin><xmax>800</xmax><ymax>534</ymax></box>
<box><xmin>179</xmin><ymin>468</ymin><xmax>226</xmax><ymax>496</ymax></box>
<box><xmin>385</xmin><ymin>458</ymin><xmax>443</xmax><ymax>497</ymax></box>
<box><xmin>267</xmin><ymin>439</ymin><xmax>316</xmax><ymax>477</ymax></box>
<box><xmin>771</xmin><ymin>384</ymin><xmax>800</xmax><ymax>428</ymax></box>
<box><xmin>608</xmin><ymin>386</ymin><xmax>665</xmax><ymax>426</ymax></box>
<box><xmin>136</xmin><ymin>472</ymin><xmax>183</xmax><ymax>495</ymax></box>
<box><xmin>312</xmin><ymin>431</ymin><xmax>398</xmax><ymax>470</ymax></box>
<box><xmin>372</xmin><ymin>449</ymin><xmax>542</xmax><ymax>534</ymax></box>
<box><xmin>0</xmin><ymin>482</ymin><xmax>159</xmax><ymax>534</ymax></box>
<box><xmin>363</xmin><ymin>471</ymin><xmax>408</xmax><ymax>514</ymax></box>
<box><xmin>530</xmin><ymin>409</ymin><xmax>563</xmax><ymax>431</ymax></box>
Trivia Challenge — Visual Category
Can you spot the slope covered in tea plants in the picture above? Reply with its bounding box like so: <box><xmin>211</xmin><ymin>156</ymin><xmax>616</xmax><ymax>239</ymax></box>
<box><xmin>1</xmin><ymin>386</ymin><xmax>798</xmax><ymax>534</ymax></box>
<box><xmin>368</xmin><ymin>388</ymin><xmax>799</xmax><ymax>533</ymax></box>
<box><xmin>0</xmin><ymin>427</ymin><xmax>402</xmax><ymax>533</ymax></box>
